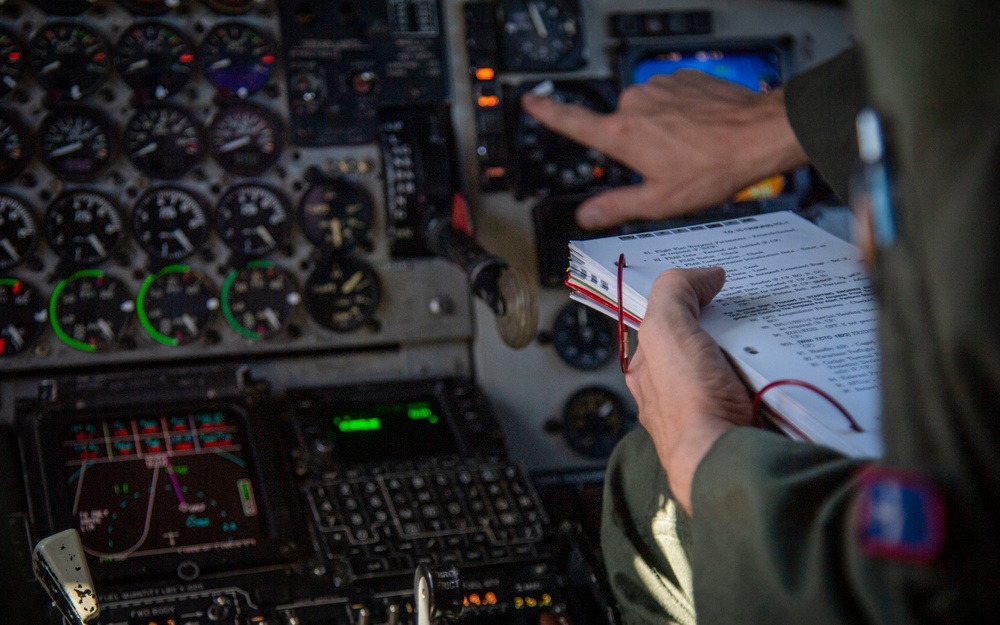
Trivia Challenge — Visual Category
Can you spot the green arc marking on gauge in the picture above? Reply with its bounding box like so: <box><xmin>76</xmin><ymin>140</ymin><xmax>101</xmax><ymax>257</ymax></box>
<box><xmin>136</xmin><ymin>264</ymin><xmax>190</xmax><ymax>347</ymax></box>
<box><xmin>50</xmin><ymin>269</ymin><xmax>105</xmax><ymax>353</ymax></box>
<box><xmin>220</xmin><ymin>259</ymin><xmax>273</xmax><ymax>340</ymax></box>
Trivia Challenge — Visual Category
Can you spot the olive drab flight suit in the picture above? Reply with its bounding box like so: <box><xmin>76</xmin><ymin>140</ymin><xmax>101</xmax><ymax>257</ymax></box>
<box><xmin>600</xmin><ymin>1</ymin><xmax>1000</xmax><ymax>623</ymax></box>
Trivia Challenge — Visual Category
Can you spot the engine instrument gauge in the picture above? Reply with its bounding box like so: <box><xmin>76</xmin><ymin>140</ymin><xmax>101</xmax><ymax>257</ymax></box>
<box><xmin>498</xmin><ymin>0</ymin><xmax>585</xmax><ymax>71</ymax></box>
<box><xmin>208</xmin><ymin>102</ymin><xmax>282</xmax><ymax>176</ymax></box>
<box><xmin>203</xmin><ymin>0</ymin><xmax>259</xmax><ymax>14</ymax></box>
<box><xmin>137</xmin><ymin>265</ymin><xmax>219</xmax><ymax>346</ymax></box>
<box><xmin>39</xmin><ymin>107</ymin><xmax>114</xmax><ymax>182</ymax></box>
<box><xmin>45</xmin><ymin>190</ymin><xmax>123</xmax><ymax>265</ymax></box>
<box><xmin>0</xmin><ymin>28</ymin><xmax>25</xmax><ymax>97</ymax></box>
<box><xmin>124</xmin><ymin>103</ymin><xmax>205</xmax><ymax>179</ymax></box>
<box><xmin>215</xmin><ymin>183</ymin><xmax>290</xmax><ymax>258</ymax></box>
<box><xmin>29</xmin><ymin>21</ymin><xmax>111</xmax><ymax>100</ymax></box>
<box><xmin>199</xmin><ymin>22</ymin><xmax>276</xmax><ymax>97</ymax></box>
<box><xmin>0</xmin><ymin>194</ymin><xmax>38</xmax><ymax>270</ymax></box>
<box><xmin>298</xmin><ymin>180</ymin><xmax>374</xmax><ymax>253</ymax></box>
<box><xmin>561</xmin><ymin>386</ymin><xmax>630</xmax><ymax>458</ymax></box>
<box><xmin>50</xmin><ymin>270</ymin><xmax>134</xmax><ymax>353</ymax></box>
<box><xmin>551</xmin><ymin>300</ymin><xmax>615</xmax><ymax>370</ymax></box>
<box><xmin>222</xmin><ymin>260</ymin><xmax>300</xmax><ymax>340</ymax></box>
<box><xmin>0</xmin><ymin>111</ymin><xmax>30</xmax><ymax>183</ymax></box>
<box><xmin>305</xmin><ymin>256</ymin><xmax>380</xmax><ymax>333</ymax></box>
<box><xmin>115</xmin><ymin>21</ymin><xmax>195</xmax><ymax>99</ymax></box>
<box><xmin>0</xmin><ymin>278</ymin><xmax>47</xmax><ymax>357</ymax></box>
<box><xmin>118</xmin><ymin>0</ymin><xmax>179</xmax><ymax>16</ymax></box>
<box><xmin>132</xmin><ymin>187</ymin><xmax>209</xmax><ymax>261</ymax></box>
<box><xmin>512</xmin><ymin>80</ymin><xmax>623</xmax><ymax>199</ymax></box>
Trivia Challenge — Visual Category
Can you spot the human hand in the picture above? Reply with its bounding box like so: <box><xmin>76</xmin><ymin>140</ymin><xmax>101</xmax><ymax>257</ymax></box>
<box><xmin>520</xmin><ymin>70</ymin><xmax>809</xmax><ymax>229</ymax></box>
<box><xmin>625</xmin><ymin>267</ymin><xmax>754</xmax><ymax>515</ymax></box>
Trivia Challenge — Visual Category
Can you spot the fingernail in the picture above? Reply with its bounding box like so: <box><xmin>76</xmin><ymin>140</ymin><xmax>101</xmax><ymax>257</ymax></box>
<box><xmin>576</xmin><ymin>204</ymin><xmax>603</xmax><ymax>229</ymax></box>
<box><xmin>530</xmin><ymin>80</ymin><xmax>555</xmax><ymax>97</ymax></box>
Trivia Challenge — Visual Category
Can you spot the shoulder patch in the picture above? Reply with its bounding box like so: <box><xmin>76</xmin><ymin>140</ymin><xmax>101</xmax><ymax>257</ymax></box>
<box><xmin>856</xmin><ymin>468</ymin><xmax>945</xmax><ymax>563</ymax></box>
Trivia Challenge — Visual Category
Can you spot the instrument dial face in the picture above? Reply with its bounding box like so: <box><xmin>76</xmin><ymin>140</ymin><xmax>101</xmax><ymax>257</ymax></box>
<box><xmin>125</xmin><ymin>104</ymin><xmax>204</xmax><ymax>179</ymax></box>
<box><xmin>203</xmin><ymin>0</ymin><xmax>258</xmax><ymax>14</ymax></box>
<box><xmin>29</xmin><ymin>22</ymin><xmax>112</xmax><ymax>100</ymax></box>
<box><xmin>551</xmin><ymin>300</ymin><xmax>615</xmax><ymax>370</ymax></box>
<box><xmin>50</xmin><ymin>271</ymin><xmax>134</xmax><ymax>353</ymax></box>
<box><xmin>39</xmin><ymin>107</ymin><xmax>114</xmax><ymax>182</ymax></box>
<box><xmin>137</xmin><ymin>266</ymin><xmax>219</xmax><ymax>346</ymax></box>
<box><xmin>208</xmin><ymin>102</ymin><xmax>282</xmax><ymax>177</ymax></box>
<box><xmin>45</xmin><ymin>191</ymin><xmax>123</xmax><ymax>265</ymax></box>
<box><xmin>222</xmin><ymin>260</ymin><xmax>301</xmax><ymax>340</ymax></box>
<box><xmin>132</xmin><ymin>187</ymin><xmax>209</xmax><ymax>261</ymax></box>
<box><xmin>0</xmin><ymin>194</ymin><xmax>38</xmax><ymax>270</ymax></box>
<box><xmin>298</xmin><ymin>180</ymin><xmax>374</xmax><ymax>253</ymax></box>
<box><xmin>0</xmin><ymin>279</ymin><xmax>47</xmax><ymax>357</ymax></box>
<box><xmin>562</xmin><ymin>386</ymin><xmax>630</xmax><ymax>458</ymax></box>
<box><xmin>0</xmin><ymin>28</ymin><xmax>24</xmax><ymax>97</ymax></box>
<box><xmin>115</xmin><ymin>21</ymin><xmax>195</xmax><ymax>99</ymax></box>
<box><xmin>0</xmin><ymin>111</ymin><xmax>31</xmax><ymax>183</ymax></box>
<box><xmin>118</xmin><ymin>0</ymin><xmax>178</xmax><ymax>16</ymax></box>
<box><xmin>514</xmin><ymin>81</ymin><xmax>623</xmax><ymax>198</ymax></box>
<box><xmin>305</xmin><ymin>257</ymin><xmax>380</xmax><ymax>333</ymax></box>
<box><xmin>199</xmin><ymin>22</ymin><xmax>276</xmax><ymax>97</ymax></box>
<box><xmin>216</xmin><ymin>184</ymin><xmax>290</xmax><ymax>258</ymax></box>
<box><xmin>499</xmin><ymin>0</ymin><xmax>584</xmax><ymax>71</ymax></box>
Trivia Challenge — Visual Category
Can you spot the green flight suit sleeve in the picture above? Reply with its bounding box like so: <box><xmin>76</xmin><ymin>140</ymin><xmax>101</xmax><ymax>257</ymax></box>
<box><xmin>784</xmin><ymin>46</ymin><xmax>867</xmax><ymax>204</ymax></box>
<box><xmin>689</xmin><ymin>1</ymin><xmax>1000</xmax><ymax>623</ymax></box>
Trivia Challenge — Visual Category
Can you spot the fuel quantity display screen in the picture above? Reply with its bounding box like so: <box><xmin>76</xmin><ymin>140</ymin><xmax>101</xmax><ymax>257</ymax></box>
<box><xmin>60</xmin><ymin>409</ymin><xmax>264</xmax><ymax>563</ymax></box>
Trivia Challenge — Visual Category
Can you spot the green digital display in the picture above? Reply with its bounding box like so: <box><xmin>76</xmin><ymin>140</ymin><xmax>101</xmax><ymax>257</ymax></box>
<box><xmin>326</xmin><ymin>398</ymin><xmax>457</xmax><ymax>461</ymax></box>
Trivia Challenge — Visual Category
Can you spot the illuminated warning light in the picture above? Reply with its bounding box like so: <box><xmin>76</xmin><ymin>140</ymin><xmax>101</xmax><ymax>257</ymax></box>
<box><xmin>262</xmin><ymin>55</ymin><xmax>275</xmax><ymax>64</ymax></box>
<box><xmin>93</xmin><ymin>52</ymin><xmax>107</xmax><ymax>62</ymax></box>
<box><xmin>592</xmin><ymin>165</ymin><xmax>605</xmax><ymax>180</ymax></box>
<box><xmin>475</xmin><ymin>67</ymin><xmax>495</xmax><ymax>81</ymax></box>
<box><xmin>484</xmin><ymin>592</ymin><xmax>497</xmax><ymax>605</ymax></box>
<box><xmin>477</xmin><ymin>95</ymin><xmax>500</xmax><ymax>108</ymax></box>
<box><xmin>12</xmin><ymin>280</ymin><xmax>21</xmax><ymax>294</ymax></box>
<box><xmin>179</xmin><ymin>53</ymin><xmax>194</xmax><ymax>64</ymax></box>
<box><xmin>734</xmin><ymin>174</ymin><xmax>785</xmax><ymax>202</ymax></box>
<box><xmin>8</xmin><ymin>51</ymin><xmax>20</xmax><ymax>61</ymax></box>
<box><xmin>485</xmin><ymin>166</ymin><xmax>506</xmax><ymax>179</ymax></box>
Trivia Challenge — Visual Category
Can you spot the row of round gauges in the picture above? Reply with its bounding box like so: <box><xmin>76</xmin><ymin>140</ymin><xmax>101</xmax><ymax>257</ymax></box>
<box><xmin>0</xmin><ymin>19</ymin><xmax>277</xmax><ymax>101</ymax></box>
<box><xmin>0</xmin><ymin>258</ymin><xmax>380</xmax><ymax>356</ymax></box>
<box><xmin>0</xmin><ymin>181</ymin><xmax>374</xmax><ymax>269</ymax></box>
<box><xmin>0</xmin><ymin>102</ymin><xmax>282</xmax><ymax>181</ymax></box>
<box><xmin>33</xmin><ymin>1</ymin><xmax>264</xmax><ymax>17</ymax></box>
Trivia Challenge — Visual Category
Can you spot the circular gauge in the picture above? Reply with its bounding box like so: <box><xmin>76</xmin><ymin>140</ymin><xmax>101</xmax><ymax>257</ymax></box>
<box><xmin>562</xmin><ymin>386</ymin><xmax>631</xmax><ymax>458</ymax></box>
<box><xmin>199</xmin><ymin>22</ymin><xmax>277</xmax><ymax>97</ymax></box>
<box><xmin>124</xmin><ymin>104</ymin><xmax>205</xmax><ymax>179</ymax></box>
<box><xmin>0</xmin><ymin>28</ymin><xmax>25</xmax><ymax>98</ymax></box>
<box><xmin>50</xmin><ymin>270</ymin><xmax>134</xmax><ymax>353</ymax></box>
<box><xmin>551</xmin><ymin>300</ymin><xmax>615</xmax><ymax>370</ymax></box>
<box><xmin>115</xmin><ymin>21</ymin><xmax>195</xmax><ymax>99</ymax></box>
<box><xmin>39</xmin><ymin>107</ymin><xmax>114</xmax><ymax>182</ymax></box>
<box><xmin>202</xmin><ymin>0</ymin><xmax>258</xmax><ymax>14</ymax></box>
<box><xmin>305</xmin><ymin>256</ymin><xmax>380</xmax><ymax>333</ymax></box>
<box><xmin>298</xmin><ymin>180</ymin><xmax>374</xmax><ymax>253</ymax></box>
<box><xmin>30</xmin><ymin>0</ymin><xmax>94</xmax><ymax>16</ymax></box>
<box><xmin>29</xmin><ymin>22</ymin><xmax>112</xmax><ymax>100</ymax></box>
<box><xmin>498</xmin><ymin>0</ymin><xmax>584</xmax><ymax>71</ymax></box>
<box><xmin>222</xmin><ymin>260</ymin><xmax>301</xmax><ymax>340</ymax></box>
<box><xmin>514</xmin><ymin>81</ymin><xmax>623</xmax><ymax>198</ymax></box>
<box><xmin>216</xmin><ymin>183</ymin><xmax>290</xmax><ymax>258</ymax></box>
<box><xmin>208</xmin><ymin>102</ymin><xmax>282</xmax><ymax>177</ymax></box>
<box><xmin>137</xmin><ymin>265</ymin><xmax>219</xmax><ymax>346</ymax></box>
<box><xmin>0</xmin><ymin>278</ymin><xmax>47</xmax><ymax>357</ymax></box>
<box><xmin>132</xmin><ymin>187</ymin><xmax>209</xmax><ymax>261</ymax></box>
<box><xmin>118</xmin><ymin>0</ymin><xmax>179</xmax><ymax>16</ymax></box>
<box><xmin>0</xmin><ymin>110</ymin><xmax>31</xmax><ymax>183</ymax></box>
<box><xmin>0</xmin><ymin>194</ymin><xmax>38</xmax><ymax>270</ymax></box>
<box><xmin>45</xmin><ymin>190</ymin><xmax>123</xmax><ymax>265</ymax></box>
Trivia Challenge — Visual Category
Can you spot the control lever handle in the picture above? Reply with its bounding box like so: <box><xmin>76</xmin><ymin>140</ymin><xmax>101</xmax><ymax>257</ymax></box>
<box><xmin>425</xmin><ymin>208</ymin><xmax>538</xmax><ymax>349</ymax></box>
<box><xmin>33</xmin><ymin>529</ymin><xmax>100</xmax><ymax>625</ymax></box>
<box><xmin>414</xmin><ymin>563</ymin><xmax>463</xmax><ymax>625</ymax></box>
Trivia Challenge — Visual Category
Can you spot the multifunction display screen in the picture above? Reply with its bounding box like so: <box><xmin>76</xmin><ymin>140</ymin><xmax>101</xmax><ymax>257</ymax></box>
<box><xmin>323</xmin><ymin>397</ymin><xmax>459</xmax><ymax>462</ymax></box>
<box><xmin>60</xmin><ymin>409</ymin><xmax>264</xmax><ymax>563</ymax></box>
<box><xmin>632</xmin><ymin>48</ymin><xmax>782</xmax><ymax>93</ymax></box>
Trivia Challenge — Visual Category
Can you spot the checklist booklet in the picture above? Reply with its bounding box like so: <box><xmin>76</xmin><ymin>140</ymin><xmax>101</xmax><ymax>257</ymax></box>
<box><xmin>567</xmin><ymin>211</ymin><xmax>882</xmax><ymax>458</ymax></box>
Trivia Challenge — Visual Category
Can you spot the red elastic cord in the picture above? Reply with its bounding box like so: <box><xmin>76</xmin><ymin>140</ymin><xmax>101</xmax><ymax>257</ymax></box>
<box><xmin>616</xmin><ymin>253</ymin><xmax>630</xmax><ymax>374</ymax></box>
<box><xmin>752</xmin><ymin>378</ymin><xmax>864</xmax><ymax>433</ymax></box>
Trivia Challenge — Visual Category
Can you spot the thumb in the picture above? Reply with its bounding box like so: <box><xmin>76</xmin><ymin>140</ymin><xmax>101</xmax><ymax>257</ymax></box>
<box><xmin>654</xmin><ymin>267</ymin><xmax>727</xmax><ymax>317</ymax></box>
<box><xmin>684</xmin><ymin>266</ymin><xmax>727</xmax><ymax>309</ymax></box>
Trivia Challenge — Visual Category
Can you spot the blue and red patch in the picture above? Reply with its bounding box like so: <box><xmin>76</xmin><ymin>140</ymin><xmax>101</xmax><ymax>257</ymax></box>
<box><xmin>856</xmin><ymin>468</ymin><xmax>945</xmax><ymax>563</ymax></box>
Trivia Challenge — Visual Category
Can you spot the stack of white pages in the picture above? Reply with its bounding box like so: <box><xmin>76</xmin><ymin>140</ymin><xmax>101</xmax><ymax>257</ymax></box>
<box><xmin>567</xmin><ymin>211</ymin><xmax>882</xmax><ymax>459</ymax></box>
